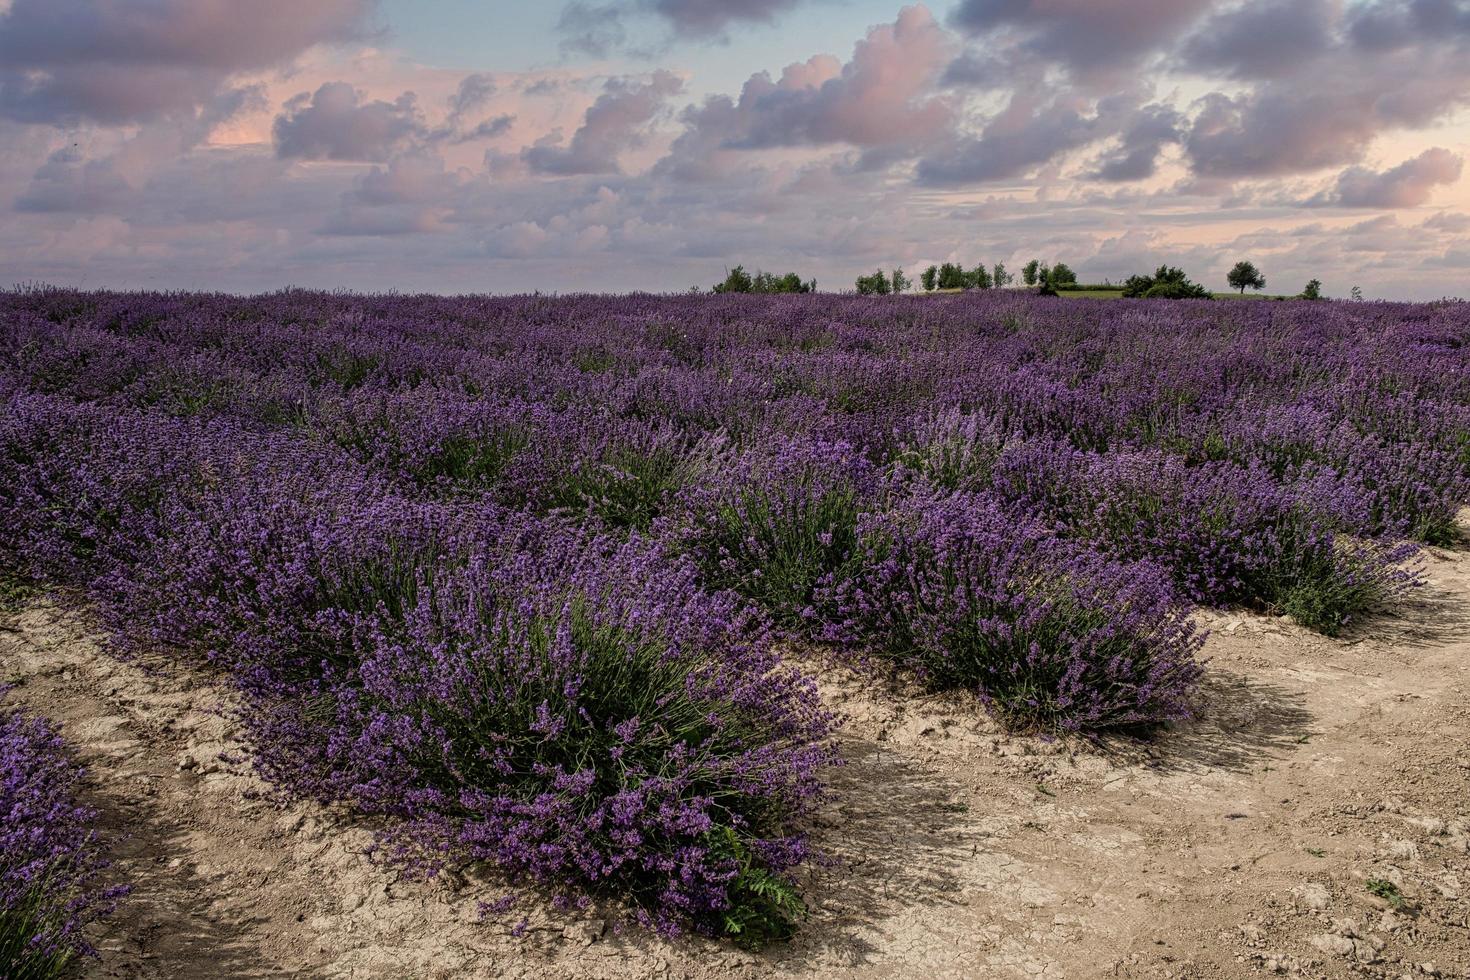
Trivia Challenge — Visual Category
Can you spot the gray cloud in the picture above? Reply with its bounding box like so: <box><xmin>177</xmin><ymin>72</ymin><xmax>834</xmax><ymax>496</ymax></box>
<box><xmin>916</xmin><ymin>95</ymin><xmax>1098</xmax><ymax>185</ymax></box>
<box><xmin>0</xmin><ymin>0</ymin><xmax>374</xmax><ymax>124</ymax></box>
<box><xmin>1348</xmin><ymin>0</ymin><xmax>1470</xmax><ymax>51</ymax></box>
<box><xmin>1179</xmin><ymin>0</ymin><xmax>1335</xmax><ymax>79</ymax></box>
<box><xmin>523</xmin><ymin>71</ymin><xmax>683</xmax><ymax>176</ymax></box>
<box><xmin>1089</xmin><ymin>103</ymin><xmax>1181</xmax><ymax>181</ymax></box>
<box><xmin>916</xmin><ymin>91</ymin><xmax>1170</xmax><ymax>186</ymax></box>
<box><xmin>448</xmin><ymin>74</ymin><xmax>497</xmax><ymax>121</ymax></box>
<box><xmin>949</xmin><ymin>0</ymin><xmax>1216</xmax><ymax>77</ymax></box>
<box><xmin>274</xmin><ymin>83</ymin><xmax>426</xmax><ymax>162</ymax></box>
<box><xmin>15</xmin><ymin>146</ymin><xmax>132</xmax><ymax>213</ymax></box>
<box><xmin>1184</xmin><ymin>41</ymin><xmax>1470</xmax><ymax>179</ymax></box>
<box><xmin>453</xmin><ymin>114</ymin><xmax>515</xmax><ymax>144</ymax></box>
<box><xmin>558</xmin><ymin>0</ymin><xmax>803</xmax><ymax>53</ymax></box>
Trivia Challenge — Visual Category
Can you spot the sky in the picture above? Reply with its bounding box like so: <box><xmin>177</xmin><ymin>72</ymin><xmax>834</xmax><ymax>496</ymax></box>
<box><xmin>0</xmin><ymin>1</ymin><xmax>1468</xmax><ymax>298</ymax></box>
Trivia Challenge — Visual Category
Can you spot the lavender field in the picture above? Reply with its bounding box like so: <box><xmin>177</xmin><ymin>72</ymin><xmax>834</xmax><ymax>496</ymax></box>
<box><xmin>2</xmin><ymin>288</ymin><xmax>1469</xmax><ymax>975</ymax></box>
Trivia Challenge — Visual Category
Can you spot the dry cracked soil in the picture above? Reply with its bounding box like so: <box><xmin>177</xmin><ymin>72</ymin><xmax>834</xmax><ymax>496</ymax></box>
<box><xmin>3</xmin><ymin>531</ymin><xmax>1469</xmax><ymax>980</ymax></box>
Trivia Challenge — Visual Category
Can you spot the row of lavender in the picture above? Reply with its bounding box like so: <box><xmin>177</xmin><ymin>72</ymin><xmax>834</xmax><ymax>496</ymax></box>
<box><xmin>6</xmin><ymin>290</ymin><xmax>1461</xmax><ymax>626</ymax></box>
<box><xmin>1</xmin><ymin>289</ymin><xmax>1466</xmax><ymax>947</ymax></box>
<box><xmin>1</xmin><ymin>694</ymin><xmax>124</xmax><ymax>978</ymax></box>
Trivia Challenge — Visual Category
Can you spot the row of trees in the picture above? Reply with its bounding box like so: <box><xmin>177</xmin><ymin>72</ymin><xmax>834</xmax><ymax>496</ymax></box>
<box><xmin>855</xmin><ymin>258</ymin><xmax>1082</xmax><ymax>295</ymax></box>
<box><xmin>718</xmin><ymin>259</ymin><xmax>1328</xmax><ymax>300</ymax></box>
<box><xmin>917</xmin><ymin>259</ymin><xmax>1078</xmax><ymax>292</ymax></box>
<box><xmin>712</xmin><ymin>266</ymin><xmax>815</xmax><ymax>294</ymax></box>
<box><xmin>1125</xmin><ymin>262</ymin><xmax>1328</xmax><ymax>300</ymax></box>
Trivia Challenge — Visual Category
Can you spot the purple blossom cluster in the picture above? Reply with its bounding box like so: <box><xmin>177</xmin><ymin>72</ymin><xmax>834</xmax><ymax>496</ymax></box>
<box><xmin>820</xmin><ymin>486</ymin><xmax>1205</xmax><ymax>729</ymax></box>
<box><xmin>0</xmin><ymin>393</ymin><xmax>835</xmax><ymax>939</ymax></box>
<box><xmin>2</xmin><ymin>287</ymin><xmax>1466</xmax><ymax>940</ymax></box>
<box><xmin>1</xmin><ymin>698</ymin><xmax>126</xmax><ymax>978</ymax></box>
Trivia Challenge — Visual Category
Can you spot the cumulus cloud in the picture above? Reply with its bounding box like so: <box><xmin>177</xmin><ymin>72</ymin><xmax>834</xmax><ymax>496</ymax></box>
<box><xmin>522</xmin><ymin>71</ymin><xmax>682</xmax><ymax>176</ymax></box>
<box><xmin>1179</xmin><ymin>0</ymin><xmax>1335</xmax><ymax>79</ymax></box>
<box><xmin>0</xmin><ymin>0</ymin><xmax>374</xmax><ymax>124</ymax></box>
<box><xmin>274</xmin><ymin>83</ymin><xmax>427</xmax><ymax>162</ymax></box>
<box><xmin>1347</xmin><ymin>0</ymin><xmax>1470</xmax><ymax>51</ymax></box>
<box><xmin>1181</xmin><ymin>2</ymin><xmax>1470</xmax><ymax>179</ymax></box>
<box><xmin>916</xmin><ymin>93</ymin><xmax>1099</xmax><ymax>185</ymax></box>
<box><xmin>1184</xmin><ymin>47</ymin><xmax>1470</xmax><ymax>179</ymax></box>
<box><xmin>949</xmin><ymin>0</ymin><xmax>1215</xmax><ymax>78</ymax></box>
<box><xmin>1089</xmin><ymin>103</ymin><xmax>1181</xmax><ymax>181</ymax></box>
<box><xmin>916</xmin><ymin>91</ymin><xmax>1171</xmax><ymax>186</ymax></box>
<box><xmin>1311</xmin><ymin>148</ymin><xmax>1464</xmax><ymax>208</ymax></box>
<box><xmin>660</xmin><ymin>6</ymin><xmax>953</xmax><ymax>180</ymax></box>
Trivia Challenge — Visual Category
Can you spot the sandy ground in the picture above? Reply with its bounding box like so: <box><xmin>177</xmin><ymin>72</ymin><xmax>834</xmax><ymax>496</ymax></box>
<box><xmin>3</xmin><ymin>534</ymin><xmax>1468</xmax><ymax>979</ymax></box>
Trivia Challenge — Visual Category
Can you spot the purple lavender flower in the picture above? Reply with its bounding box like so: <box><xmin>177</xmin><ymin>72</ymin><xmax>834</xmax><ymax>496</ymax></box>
<box><xmin>1</xmin><ymin>698</ymin><xmax>127</xmax><ymax>977</ymax></box>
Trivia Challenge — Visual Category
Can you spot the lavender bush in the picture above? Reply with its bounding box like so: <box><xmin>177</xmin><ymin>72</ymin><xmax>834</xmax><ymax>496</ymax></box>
<box><xmin>822</xmin><ymin>486</ymin><xmax>1204</xmax><ymax>729</ymax></box>
<box><xmin>668</xmin><ymin>437</ymin><xmax>879</xmax><ymax>631</ymax></box>
<box><xmin>1</xmin><ymin>700</ymin><xmax>125</xmax><ymax>979</ymax></box>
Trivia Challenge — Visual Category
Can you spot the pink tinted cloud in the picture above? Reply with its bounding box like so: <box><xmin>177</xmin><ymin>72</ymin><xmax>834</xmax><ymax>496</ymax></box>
<box><xmin>1317</xmin><ymin>148</ymin><xmax>1465</xmax><ymax>208</ymax></box>
<box><xmin>661</xmin><ymin>5</ymin><xmax>953</xmax><ymax>179</ymax></box>
<box><xmin>273</xmin><ymin>83</ymin><xmax>426</xmax><ymax>162</ymax></box>
<box><xmin>0</xmin><ymin>0</ymin><xmax>374</xmax><ymax>123</ymax></box>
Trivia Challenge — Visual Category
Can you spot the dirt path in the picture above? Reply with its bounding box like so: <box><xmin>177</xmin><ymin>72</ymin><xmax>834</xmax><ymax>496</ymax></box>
<box><xmin>3</xmin><ymin>536</ymin><xmax>1469</xmax><ymax>979</ymax></box>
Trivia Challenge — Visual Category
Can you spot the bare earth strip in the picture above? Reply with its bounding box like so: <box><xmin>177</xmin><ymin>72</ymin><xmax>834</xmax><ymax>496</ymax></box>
<box><xmin>3</xmin><ymin>538</ymin><xmax>1469</xmax><ymax>979</ymax></box>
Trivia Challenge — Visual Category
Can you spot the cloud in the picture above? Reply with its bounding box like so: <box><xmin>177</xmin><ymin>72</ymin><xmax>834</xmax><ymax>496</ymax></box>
<box><xmin>660</xmin><ymin>6</ymin><xmax>953</xmax><ymax>179</ymax></box>
<box><xmin>453</xmin><ymin>114</ymin><xmax>515</xmax><ymax>143</ymax></box>
<box><xmin>1089</xmin><ymin>103</ymin><xmax>1181</xmax><ymax>181</ymax></box>
<box><xmin>1347</xmin><ymin>0</ymin><xmax>1470</xmax><ymax>51</ymax></box>
<box><xmin>1184</xmin><ymin>48</ymin><xmax>1470</xmax><ymax>180</ymax></box>
<box><xmin>648</xmin><ymin>0</ymin><xmax>804</xmax><ymax>36</ymax></box>
<box><xmin>1179</xmin><ymin>0</ymin><xmax>1335</xmax><ymax>80</ymax></box>
<box><xmin>273</xmin><ymin>83</ymin><xmax>426</xmax><ymax>162</ymax></box>
<box><xmin>0</xmin><ymin>0</ymin><xmax>374</xmax><ymax>125</ymax></box>
<box><xmin>916</xmin><ymin>94</ymin><xmax>1099</xmax><ymax>185</ymax></box>
<box><xmin>949</xmin><ymin>0</ymin><xmax>1215</xmax><ymax>78</ymax></box>
<box><xmin>1180</xmin><ymin>3</ymin><xmax>1470</xmax><ymax>179</ymax></box>
<box><xmin>1422</xmin><ymin>211</ymin><xmax>1470</xmax><ymax>233</ymax></box>
<box><xmin>448</xmin><ymin>73</ymin><xmax>496</xmax><ymax>121</ymax></box>
<box><xmin>916</xmin><ymin>90</ymin><xmax>1169</xmax><ymax>186</ymax></box>
<box><xmin>558</xmin><ymin>0</ymin><xmax>805</xmax><ymax>53</ymax></box>
<box><xmin>1310</xmin><ymin>148</ymin><xmax>1464</xmax><ymax>208</ymax></box>
<box><xmin>15</xmin><ymin>146</ymin><xmax>133</xmax><ymax>213</ymax></box>
<box><xmin>522</xmin><ymin>71</ymin><xmax>682</xmax><ymax>176</ymax></box>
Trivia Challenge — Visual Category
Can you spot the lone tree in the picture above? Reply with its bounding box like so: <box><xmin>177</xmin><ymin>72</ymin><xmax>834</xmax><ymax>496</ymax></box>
<box><xmin>1227</xmin><ymin>260</ymin><xmax>1266</xmax><ymax>295</ymax></box>
<box><xmin>921</xmin><ymin>265</ymin><xmax>938</xmax><ymax>291</ymax></box>
<box><xmin>993</xmin><ymin>262</ymin><xmax>1013</xmax><ymax>288</ymax></box>
<box><xmin>891</xmin><ymin>267</ymin><xmax>911</xmax><ymax>294</ymax></box>
<box><xmin>1021</xmin><ymin>259</ymin><xmax>1040</xmax><ymax>286</ymax></box>
<box><xmin>1300</xmin><ymin>279</ymin><xmax>1324</xmax><ymax>300</ymax></box>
